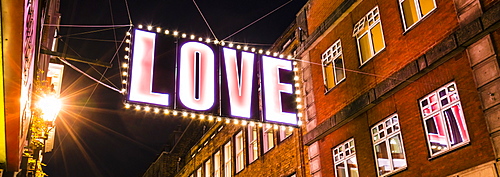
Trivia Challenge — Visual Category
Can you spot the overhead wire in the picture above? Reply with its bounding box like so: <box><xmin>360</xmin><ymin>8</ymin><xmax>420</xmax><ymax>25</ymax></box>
<box><xmin>222</xmin><ymin>0</ymin><xmax>294</xmax><ymax>41</ymax></box>
<box><xmin>192</xmin><ymin>0</ymin><xmax>218</xmax><ymax>40</ymax></box>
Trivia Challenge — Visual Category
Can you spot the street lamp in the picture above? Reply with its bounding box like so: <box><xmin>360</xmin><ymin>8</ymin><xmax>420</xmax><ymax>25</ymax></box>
<box><xmin>36</xmin><ymin>94</ymin><xmax>62</xmax><ymax>122</ymax></box>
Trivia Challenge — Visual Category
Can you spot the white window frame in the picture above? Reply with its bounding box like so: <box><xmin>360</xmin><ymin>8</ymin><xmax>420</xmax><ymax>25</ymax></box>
<box><xmin>223</xmin><ymin>141</ymin><xmax>232</xmax><ymax>177</ymax></box>
<box><xmin>399</xmin><ymin>0</ymin><xmax>437</xmax><ymax>31</ymax></box>
<box><xmin>321</xmin><ymin>39</ymin><xmax>346</xmax><ymax>92</ymax></box>
<box><xmin>419</xmin><ymin>82</ymin><xmax>470</xmax><ymax>157</ymax></box>
<box><xmin>353</xmin><ymin>6</ymin><xmax>385</xmax><ymax>65</ymax></box>
<box><xmin>263</xmin><ymin>125</ymin><xmax>275</xmax><ymax>152</ymax></box>
<box><xmin>248</xmin><ymin>125</ymin><xmax>259</xmax><ymax>163</ymax></box>
<box><xmin>214</xmin><ymin>151</ymin><xmax>221</xmax><ymax>177</ymax></box>
<box><xmin>332</xmin><ymin>139</ymin><xmax>359</xmax><ymax>177</ymax></box>
<box><xmin>371</xmin><ymin>114</ymin><xmax>407</xmax><ymax>176</ymax></box>
<box><xmin>235</xmin><ymin>131</ymin><xmax>245</xmax><ymax>172</ymax></box>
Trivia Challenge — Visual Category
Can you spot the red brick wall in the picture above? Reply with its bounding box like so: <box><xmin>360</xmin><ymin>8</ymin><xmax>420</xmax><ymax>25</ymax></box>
<box><xmin>307</xmin><ymin>0</ymin><xmax>460</xmax><ymax>126</ymax></box>
<box><xmin>314</xmin><ymin>50</ymin><xmax>495</xmax><ymax>177</ymax></box>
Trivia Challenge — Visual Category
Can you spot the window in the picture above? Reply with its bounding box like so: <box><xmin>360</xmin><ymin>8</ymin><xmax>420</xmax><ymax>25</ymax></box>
<box><xmin>214</xmin><ymin>151</ymin><xmax>221</xmax><ymax>177</ymax></box>
<box><xmin>279</xmin><ymin>126</ymin><xmax>293</xmax><ymax>141</ymax></box>
<box><xmin>353</xmin><ymin>6</ymin><xmax>385</xmax><ymax>65</ymax></box>
<box><xmin>333</xmin><ymin>139</ymin><xmax>359</xmax><ymax>177</ymax></box>
<box><xmin>399</xmin><ymin>0</ymin><xmax>436</xmax><ymax>30</ymax></box>
<box><xmin>223</xmin><ymin>141</ymin><xmax>232</xmax><ymax>177</ymax></box>
<box><xmin>205</xmin><ymin>159</ymin><xmax>211</xmax><ymax>177</ymax></box>
<box><xmin>263</xmin><ymin>125</ymin><xmax>275</xmax><ymax>152</ymax></box>
<box><xmin>419</xmin><ymin>82</ymin><xmax>469</xmax><ymax>157</ymax></box>
<box><xmin>235</xmin><ymin>131</ymin><xmax>245</xmax><ymax>172</ymax></box>
<box><xmin>371</xmin><ymin>114</ymin><xmax>407</xmax><ymax>176</ymax></box>
<box><xmin>248</xmin><ymin>125</ymin><xmax>259</xmax><ymax>163</ymax></box>
<box><xmin>322</xmin><ymin>39</ymin><xmax>346</xmax><ymax>91</ymax></box>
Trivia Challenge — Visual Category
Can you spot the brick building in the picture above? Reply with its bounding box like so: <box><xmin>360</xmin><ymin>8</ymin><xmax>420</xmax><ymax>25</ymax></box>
<box><xmin>295</xmin><ymin>0</ymin><xmax>500</xmax><ymax>176</ymax></box>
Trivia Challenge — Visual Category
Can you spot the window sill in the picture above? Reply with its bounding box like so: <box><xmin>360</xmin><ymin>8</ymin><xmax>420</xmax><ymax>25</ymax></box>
<box><xmin>358</xmin><ymin>48</ymin><xmax>386</xmax><ymax>69</ymax></box>
<box><xmin>324</xmin><ymin>79</ymin><xmax>346</xmax><ymax>95</ymax></box>
<box><xmin>379</xmin><ymin>166</ymin><xmax>407</xmax><ymax>177</ymax></box>
<box><xmin>427</xmin><ymin>141</ymin><xmax>470</xmax><ymax>161</ymax></box>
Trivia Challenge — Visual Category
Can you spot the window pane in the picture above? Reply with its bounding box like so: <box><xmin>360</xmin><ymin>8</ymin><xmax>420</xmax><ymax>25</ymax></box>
<box><xmin>359</xmin><ymin>34</ymin><xmax>372</xmax><ymax>63</ymax></box>
<box><xmin>443</xmin><ymin>105</ymin><xmax>469</xmax><ymax>146</ymax></box>
<box><xmin>375</xmin><ymin>142</ymin><xmax>390</xmax><ymax>176</ymax></box>
<box><xmin>347</xmin><ymin>157</ymin><xmax>359</xmax><ymax>177</ymax></box>
<box><xmin>425</xmin><ymin>114</ymin><xmax>448</xmax><ymax>154</ymax></box>
<box><xmin>323</xmin><ymin>62</ymin><xmax>335</xmax><ymax>89</ymax></box>
<box><xmin>389</xmin><ymin>135</ymin><xmax>406</xmax><ymax>170</ymax></box>
<box><xmin>402</xmin><ymin>0</ymin><xmax>418</xmax><ymax>28</ymax></box>
<box><xmin>370</xmin><ymin>23</ymin><xmax>385</xmax><ymax>54</ymax></box>
<box><xmin>214</xmin><ymin>151</ymin><xmax>221</xmax><ymax>177</ymax></box>
<box><xmin>334</xmin><ymin>57</ymin><xmax>345</xmax><ymax>84</ymax></box>
<box><xmin>419</xmin><ymin>0</ymin><xmax>435</xmax><ymax>16</ymax></box>
<box><xmin>205</xmin><ymin>160</ymin><xmax>211</xmax><ymax>177</ymax></box>
<box><xmin>336</xmin><ymin>162</ymin><xmax>346</xmax><ymax>177</ymax></box>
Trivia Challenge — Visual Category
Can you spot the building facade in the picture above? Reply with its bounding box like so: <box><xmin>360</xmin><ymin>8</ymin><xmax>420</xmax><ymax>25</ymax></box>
<box><xmin>1</xmin><ymin>0</ymin><xmax>60</xmax><ymax>176</ymax></box>
<box><xmin>296</xmin><ymin>0</ymin><xmax>500</xmax><ymax>176</ymax></box>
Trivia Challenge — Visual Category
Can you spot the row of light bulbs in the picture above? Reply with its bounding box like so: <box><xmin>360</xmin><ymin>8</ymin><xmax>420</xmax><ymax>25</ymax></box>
<box><xmin>136</xmin><ymin>24</ymin><xmax>296</xmax><ymax>59</ymax></box>
<box><xmin>119</xmin><ymin>25</ymin><xmax>306</xmax><ymax>127</ymax></box>
<box><xmin>123</xmin><ymin>103</ymin><xmax>299</xmax><ymax>130</ymax></box>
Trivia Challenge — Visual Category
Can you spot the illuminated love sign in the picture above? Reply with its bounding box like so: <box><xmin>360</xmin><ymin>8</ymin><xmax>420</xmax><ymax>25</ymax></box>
<box><xmin>126</xmin><ymin>29</ymin><xmax>297</xmax><ymax>125</ymax></box>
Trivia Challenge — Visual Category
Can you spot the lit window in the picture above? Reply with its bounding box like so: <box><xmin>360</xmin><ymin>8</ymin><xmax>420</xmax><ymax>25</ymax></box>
<box><xmin>235</xmin><ymin>131</ymin><xmax>245</xmax><ymax>172</ymax></box>
<box><xmin>214</xmin><ymin>151</ymin><xmax>221</xmax><ymax>177</ymax></box>
<box><xmin>248</xmin><ymin>125</ymin><xmax>259</xmax><ymax>163</ymax></box>
<box><xmin>321</xmin><ymin>39</ymin><xmax>346</xmax><ymax>91</ymax></box>
<box><xmin>263</xmin><ymin>125</ymin><xmax>275</xmax><ymax>152</ymax></box>
<box><xmin>333</xmin><ymin>139</ymin><xmax>358</xmax><ymax>177</ymax></box>
<box><xmin>399</xmin><ymin>0</ymin><xmax>436</xmax><ymax>30</ymax></box>
<box><xmin>371</xmin><ymin>114</ymin><xmax>407</xmax><ymax>176</ymax></box>
<box><xmin>224</xmin><ymin>141</ymin><xmax>232</xmax><ymax>177</ymax></box>
<box><xmin>419</xmin><ymin>82</ymin><xmax>469</xmax><ymax>157</ymax></box>
<box><xmin>205</xmin><ymin>159</ymin><xmax>211</xmax><ymax>177</ymax></box>
<box><xmin>279</xmin><ymin>126</ymin><xmax>293</xmax><ymax>142</ymax></box>
<box><xmin>197</xmin><ymin>167</ymin><xmax>203</xmax><ymax>177</ymax></box>
<box><xmin>353</xmin><ymin>6</ymin><xmax>385</xmax><ymax>65</ymax></box>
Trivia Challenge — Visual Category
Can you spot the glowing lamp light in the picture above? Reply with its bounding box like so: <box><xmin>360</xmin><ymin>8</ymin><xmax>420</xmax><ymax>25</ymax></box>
<box><xmin>135</xmin><ymin>105</ymin><xmax>141</xmax><ymax>110</ymax></box>
<box><xmin>298</xmin><ymin>120</ymin><xmax>303</xmax><ymax>126</ymax></box>
<box><xmin>126</xmin><ymin>32</ymin><xmax>131</xmax><ymax>36</ymax></box>
<box><xmin>266</xmin><ymin>51</ymin><xmax>271</xmax><ymax>55</ymax></box>
<box><xmin>198</xmin><ymin>37</ymin><xmax>203</xmax><ymax>41</ymax></box>
<box><xmin>228</xmin><ymin>43</ymin><xmax>234</xmax><ymax>47</ymax></box>
<box><xmin>288</xmin><ymin>55</ymin><xmax>293</xmax><ymax>59</ymax></box>
<box><xmin>125</xmin><ymin>47</ymin><xmax>130</xmax><ymax>51</ymax></box>
<box><xmin>296</xmin><ymin>97</ymin><xmax>302</xmax><ymax>102</ymax></box>
<box><xmin>214</xmin><ymin>40</ymin><xmax>219</xmax><ymax>44</ymax></box>
<box><xmin>208</xmin><ymin>116</ymin><xmax>214</xmax><ymax>121</ymax></box>
<box><xmin>190</xmin><ymin>35</ymin><xmax>195</xmax><ymax>39</ymax></box>
<box><xmin>122</xmin><ymin>63</ymin><xmax>129</xmax><ymax>68</ymax></box>
<box><xmin>225</xmin><ymin>119</ymin><xmax>231</xmax><ymax>124</ymax></box>
<box><xmin>154</xmin><ymin>108</ymin><xmax>160</xmax><ymax>113</ymax></box>
<box><xmin>173</xmin><ymin>31</ymin><xmax>179</xmax><ymax>36</ymax></box>
<box><xmin>121</xmin><ymin>88</ymin><xmax>126</xmax><ymax>93</ymax></box>
<box><xmin>182</xmin><ymin>112</ymin><xmax>188</xmax><ymax>117</ymax></box>
<box><xmin>243</xmin><ymin>46</ymin><xmax>248</xmax><ymax>50</ymax></box>
<box><xmin>205</xmin><ymin>38</ymin><xmax>211</xmax><ymax>43</ymax></box>
<box><xmin>294</xmin><ymin>76</ymin><xmax>299</xmax><ymax>81</ymax></box>
<box><xmin>295</xmin><ymin>90</ymin><xmax>301</xmax><ymax>95</ymax></box>
<box><xmin>147</xmin><ymin>26</ymin><xmax>153</xmax><ymax>31</ymax></box>
<box><xmin>122</xmin><ymin>80</ymin><xmax>127</xmax><ymax>84</ymax></box>
<box><xmin>279</xmin><ymin>54</ymin><xmax>284</xmax><ymax>58</ymax></box>
<box><xmin>293</xmin><ymin>61</ymin><xmax>298</xmax><ymax>66</ymax></box>
<box><xmin>138</xmin><ymin>24</ymin><xmax>143</xmax><ymax>29</ymax></box>
<box><xmin>236</xmin><ymin>45</ymin><xmax>241</xmax><ymax>49</ymax></box>
<box><xmin>182</xmin><ymin>33</ymin><xmax>187</xmax><ymax>38</ymax></box>
<box><xmin>251</xmin><ymin>48</ymin><xmax>256</xmax><ymax>52</ymax></box>
<box><xmin>37</xmin><ymin>95</ymin><xmax>62</xmax><ymax>122</ymax></box>
<box><xmin>122</xmin><ymin>71</ymin><xmax>128</xmax><ymax>76</ymax></box>
<box><xmin>217</xmin><ymin>117</ymin><xmax>222</xmax><ymax>122</ymax></box>
<box><xmin>220</xmin><ymin>41</ymin><xmax>226</xmax><ymax>46</ymax></box>
<box><xmin>190</xmin><ymin>113</ymin><xmax>196</xmax><ymax>118</ymax></box>
<box><xmin>164</xmin><ymin>109</ymin><xmax>170</xmax><ymax>114</ymax></box>
<box><xmin>156</xmin><ymin>27</ymin><xmax>161</xmax><ymax>33</ymax></box>
<box><xmin>124</xmin><ymin>103</ymin><xmax>131</xmax><ymax>109</ymax></box>
<box><xmin>144</xmin><ymin>106</ymin><xmax>151</xmax><ymax>112</ymax></box>
<box><xmin>125</xmin><ymin>39</ymin><xmax>131</xmax><ymax>43</ymax></box>
<box><xmin>199</xmin><ymin>115</ymin><xmax>205</xmax><ymax>120</ymax></box>
<box><xmin>293</xmin><ymin>67</ymin><xmax>298</xmax><ymax>72</ymax></box>
<box><xmin>124</xmin><ymin>55</ymin><xmax>129</xmax><ymax>59</ymax></box>
<box><xmin>172</xmin><ymin>111</ymin><xmax>178</xmax><ymax>116</ymax></box>
<box><xmin>273</xmin><ymin>52</ymin><xmax>278</xmax><ymax>57</ymax></box>
<box><xmin>165</xmin><ymin>30</ymin><xmax>170</xmax><ymax>34</ymax></box>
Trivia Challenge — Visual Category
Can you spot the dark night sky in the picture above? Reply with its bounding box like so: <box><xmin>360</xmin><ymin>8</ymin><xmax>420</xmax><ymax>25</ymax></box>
<box><xmin>43</xmin><ymin>0</ymin><xmax>307</xmax><ymax>176</ymax></box>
